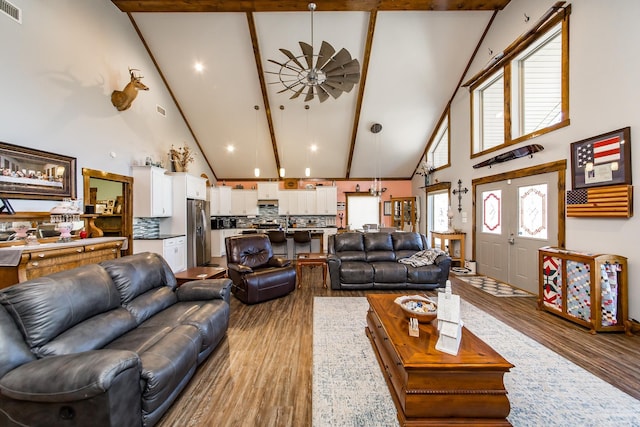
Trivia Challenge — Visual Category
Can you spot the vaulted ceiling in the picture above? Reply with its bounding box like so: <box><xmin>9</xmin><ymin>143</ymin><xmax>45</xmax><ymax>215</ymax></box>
<box><xmin>111</xmin><ymin>0</ymin><xmax>511</xmax><ymax>181</ymax></box>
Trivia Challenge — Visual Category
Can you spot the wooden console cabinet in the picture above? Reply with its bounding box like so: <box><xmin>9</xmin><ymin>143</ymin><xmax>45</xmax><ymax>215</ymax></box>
<box><xmin>0</xmin><ymin>237</ymin><xmax>125</xmax><ymax>290</ymax></box>
<box><xmin>538</xmin><ymin>246</ymin><xmax>630</xmax><ymax>334</ymax></box>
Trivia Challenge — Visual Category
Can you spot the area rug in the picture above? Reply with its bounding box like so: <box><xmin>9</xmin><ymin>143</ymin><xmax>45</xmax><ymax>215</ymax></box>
<box><xmin>458</xmin><ymin>275</ymin><xmax>534</xmax><ymax>297</ymax></box>
<box><xmin>312</xmin><ymin>297</ymin><xmax>640</xmax><ymax>426</ymax></box>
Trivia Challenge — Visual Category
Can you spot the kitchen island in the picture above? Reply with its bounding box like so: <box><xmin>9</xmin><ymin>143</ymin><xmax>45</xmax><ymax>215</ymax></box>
<box><xmin>210</xmin><ymin>227</ymin><xmax>337</xmax><ymax>258</ymax></box>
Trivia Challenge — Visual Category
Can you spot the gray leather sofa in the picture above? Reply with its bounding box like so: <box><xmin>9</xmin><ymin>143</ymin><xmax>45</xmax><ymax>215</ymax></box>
<box><xmin>0</xmin><ymin>252</ymin><xmax>231</xmax><ymax>427</ymax></box>
<box><xmin>327</xmin><ymin>232</ymin><xmax>451</xmax><ymax>290</ymax></box>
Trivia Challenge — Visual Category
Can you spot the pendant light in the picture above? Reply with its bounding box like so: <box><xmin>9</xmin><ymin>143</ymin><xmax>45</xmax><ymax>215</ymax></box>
<box><xmin>279</xmin><ymin>105</ymin><xmax>286</xmax><ymax>177</ymax></box>
<box><xmin>254</xmin><ymin>105</ymin><xmax>260</xmax><ymax>177</ymax></box>
<box><xmin>305</xmin><ymin>104</ymin><xmax>311</xmax><ymax>177</ymax></box>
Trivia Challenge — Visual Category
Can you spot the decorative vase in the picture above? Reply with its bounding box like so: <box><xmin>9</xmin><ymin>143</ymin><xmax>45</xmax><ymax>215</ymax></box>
<box><xmin>173</xmin><ymin>161</ymin><xmax>186</xmax><ymax>173</ymax></box>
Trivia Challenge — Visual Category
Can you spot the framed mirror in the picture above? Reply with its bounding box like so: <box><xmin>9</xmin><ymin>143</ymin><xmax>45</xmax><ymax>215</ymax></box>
<box><xmin>82</xmin><ymin>168</ymin><xmax>133</xmax><ymax>255</ymax></box>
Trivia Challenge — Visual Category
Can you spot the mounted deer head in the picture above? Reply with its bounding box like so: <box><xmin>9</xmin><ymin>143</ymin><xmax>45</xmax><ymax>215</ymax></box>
<box><xmin>111</xmin><ymin>68</ymin><xmax>149</xmax><ymax>111</ymax></box>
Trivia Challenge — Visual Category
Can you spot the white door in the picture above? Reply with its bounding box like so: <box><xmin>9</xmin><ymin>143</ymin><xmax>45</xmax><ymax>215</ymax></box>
<box><xmin>475</xmin><ymin>172</ymin><xmax>558</xmax><ymax>293</ymax></box>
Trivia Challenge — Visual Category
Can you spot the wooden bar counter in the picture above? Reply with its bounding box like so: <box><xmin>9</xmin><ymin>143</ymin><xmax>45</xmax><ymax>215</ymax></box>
<box><xmin>0</xmin><ymin>236</ymin><xmax>126</xmax><ymax>290</ymax></box>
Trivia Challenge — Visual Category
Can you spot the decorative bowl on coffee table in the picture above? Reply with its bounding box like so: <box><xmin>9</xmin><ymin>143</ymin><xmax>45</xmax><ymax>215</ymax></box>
<box><xmin>396</xmin><ymin>296</ymin><xmax>437</xmax><ymax>323</ymax></box>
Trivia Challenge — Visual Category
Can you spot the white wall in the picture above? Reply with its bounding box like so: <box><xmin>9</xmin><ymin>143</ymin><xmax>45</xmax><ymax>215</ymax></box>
<box><xmin>0</xmin><ymin>0</ymin><xmax>213</xmax><ymax>211</ymax></box>
<box><xmin>415</xmin><ymin>0</ymin><xmax>640</xmax><ymax>320</ymax></box>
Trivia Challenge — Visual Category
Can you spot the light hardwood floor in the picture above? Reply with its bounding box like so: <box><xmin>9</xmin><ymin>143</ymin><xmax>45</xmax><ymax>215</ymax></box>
<box><xmin>157</xmin><ymin>267</ymin><xmax>640</xmax><ymax>427</ymax></box>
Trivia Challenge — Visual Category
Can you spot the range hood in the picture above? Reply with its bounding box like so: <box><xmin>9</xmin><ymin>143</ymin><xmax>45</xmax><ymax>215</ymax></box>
<box><xmin>257</xmin><ymin>199</ymin><xmax>278</xmax><ymax>207</ymax></box>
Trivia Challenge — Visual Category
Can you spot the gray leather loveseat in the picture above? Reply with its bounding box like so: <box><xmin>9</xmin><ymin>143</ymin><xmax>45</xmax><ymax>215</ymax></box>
<box><xmin>327</xmin><ymin>232</ymin><xmax>451</xmax><ymax>290</ymax></box>
<box><xmin>0</xmin><ymin>252</ymin><xmax>231</xmax><ymax>427</ymax></box>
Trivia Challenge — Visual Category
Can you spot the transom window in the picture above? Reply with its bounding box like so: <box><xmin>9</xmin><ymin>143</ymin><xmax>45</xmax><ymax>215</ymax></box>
<box><xmin>468</xmin><ymin>5</ymin><xmax>570</xmax><ymax>156</ymax></box>
<box><xmin>428</xmin><ymin>113</ymin><xmax>450</xmax><ymax>170</ymax></box>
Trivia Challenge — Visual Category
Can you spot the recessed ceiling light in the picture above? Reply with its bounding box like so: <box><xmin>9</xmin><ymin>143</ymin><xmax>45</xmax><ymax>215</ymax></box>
<box><xmin>310</xmin><ymin>144</ymin><xmax>318</xmax><ymax>152</ymax></box>
<box><xmin>226</xmin><ymin>145</ymin><xmax>235</xmax><ymax>153</ymax></box>
<box><xmin>194</xmin><ymin>62</ymin><xmax>204</xmax><ymax>73</ymax></box>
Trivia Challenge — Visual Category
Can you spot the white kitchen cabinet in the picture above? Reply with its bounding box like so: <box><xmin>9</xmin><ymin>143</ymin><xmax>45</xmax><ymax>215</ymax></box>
<box><xmin>278</xmin><ymin>190</ymin><xmax>315</xmax><ymax>215</ymax></box>
<box><xmin>211</xmin><ymin>229</ymin><xmax>243</xmax><ymax>257</ymax></box>
<box><xmin>164</xmin><ymin>236</ymin><xmax>186</xmax><ymax>273</ymax></box>
<box><xmin>296</xmin><ymin>190</ymin><xmax>317</xmax><ymax>215</ymax></box>
<box><xmin>316</xmin><ymin>187</ymin><xmax>337</xmax><ymax>215</ymax></box>
<box><xmin>132</xmin><ymin>166</ymin><xmax>172</xmax><ymax>217</ymax></box>
<box><xmin>162</xmin><ymin>172</ymin><xmax>206</xmax><ymax>237</ymax></box>
<box><xmin>257</xmin><ymin>182</ymin><xmax>279</xmax><ymax>200</ymax></box>
<box><xmin>277</xmin><ymin>190</ymin><xmax>295</xmax><ymax>215</ymax></box>
<box><xmin>185</xmin><ymin>174</ymin><xmax>207</xmax><ymax>200</ymax></box>
<box><xmin>210</xmin><ymin>186</ymin><xmax>232</xmax><ymax>216</ymax></box>
<box><xmin>133</xmin><ymin>236</ymin><xmax>186</xmax><ymax>273</ymax></box>
<box><xmin>231</xmin><ymin>190</ymin><xmax>258</xmax><ymax>216</ymax></box>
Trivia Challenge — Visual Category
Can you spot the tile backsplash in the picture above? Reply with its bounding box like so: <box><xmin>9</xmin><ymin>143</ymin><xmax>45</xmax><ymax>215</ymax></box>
<box><xmin>133</xmin><ymin>217</ymin><xmax>160</xmax><ymax>238</ymax></box>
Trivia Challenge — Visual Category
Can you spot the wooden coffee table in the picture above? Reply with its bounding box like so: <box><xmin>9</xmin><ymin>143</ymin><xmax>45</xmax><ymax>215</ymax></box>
<box><xmin>365</xmin><ymin>294</ymin><xmax>513</xmax><ymax>426</ymax></box>
<box><xmin>295</xmin><ymin>253</ymin><xmax>328</xmax><ymax>288</ymax></box>
<box><xmin>174</xmin><ymin>266</ymin><xmax>226</xmax><ymax>286</ymax></box>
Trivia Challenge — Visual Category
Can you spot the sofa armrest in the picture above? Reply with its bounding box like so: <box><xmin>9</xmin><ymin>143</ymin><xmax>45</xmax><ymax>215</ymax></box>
<box><xmin>326</xmin><ymin>255</ymin><xmax>342</xmax><ymax>289</ymax></box>
<box><xmin>434</xmin><ymin>254</ymin><xmax>452</xmax><ymax>287</ymax></box>
<box><xmin>177</xmin><ymin>278</ymin><xmax>232</xmax><ymax>303</ymax></box>
<box><xmin>268</xmin><ymin>257</ymin><xmax>291</xmax><ymax>268</ymax></box>
<box><xmin>0</xmin><ymin>350</ymin><xmax>140</xmax><ymax>402</ymax></box>
<box><xmin>227</xmin><ymin>263</ymin><xmax>253</xmax><ymax>274</ymax></box>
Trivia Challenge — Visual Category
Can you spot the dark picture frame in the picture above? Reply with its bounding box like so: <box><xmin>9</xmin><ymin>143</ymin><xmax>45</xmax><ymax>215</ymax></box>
<box><xmin>570</xmin><ymin>127</ymin><xmax>631</xmax><ymax>190</ymax></box>
<box><xmin>0</xmin><ymin>142</ymin><xmax>77</xmax><ymax>200</ymax></box>
<box><xmin>383</xmin><ymin>201</ymin><xmax>391</xmax><ymax>216</ymax></box>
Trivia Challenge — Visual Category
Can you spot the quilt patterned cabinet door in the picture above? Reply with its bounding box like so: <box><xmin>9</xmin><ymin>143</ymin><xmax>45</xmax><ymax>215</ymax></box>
<box><xmin>538</xmin><ymin>246</ymin><xmax>630</xmax><ymax>334</ymax></box>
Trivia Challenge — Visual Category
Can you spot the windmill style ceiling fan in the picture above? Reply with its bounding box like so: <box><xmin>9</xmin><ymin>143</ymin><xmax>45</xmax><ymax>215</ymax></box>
<box><xmin>267</xmin><ymin>3</ymin><xmax>361</xmax><ymax>103</ymax></box>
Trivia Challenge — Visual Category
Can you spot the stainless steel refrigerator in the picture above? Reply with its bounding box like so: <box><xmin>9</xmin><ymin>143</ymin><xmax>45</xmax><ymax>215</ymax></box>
<box><xmin>186</xmin><ymin>198</ymin><xmax>210</xmax><ymax>268</ymax></box>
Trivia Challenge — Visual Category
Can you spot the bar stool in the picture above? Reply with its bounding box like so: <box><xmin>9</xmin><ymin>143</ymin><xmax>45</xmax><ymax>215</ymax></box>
<box><xmin>267</xmin><ymin>230</ymin><xmax>288</xmax><ymax>258</ymax></box>
<box><xmin>292</xmin><ymin>230</ymin><xmax>312</xmax><ymax>256</ymax></box>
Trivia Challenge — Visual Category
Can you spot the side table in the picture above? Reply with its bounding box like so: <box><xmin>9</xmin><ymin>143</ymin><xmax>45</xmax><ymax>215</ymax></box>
<box><xmin>431</xmin><ymin>231</ymin><xmax>465</xmax><ymax>267</ymax></box>
<box><xmin>296</xmin><ymin>253</ymin><xmax>328</xmax><ymax>288</ymax></box>
<box><xmin>174</xmin><ymin>266</ymin><xmax>226</xmax><ymax>286</ymax></box>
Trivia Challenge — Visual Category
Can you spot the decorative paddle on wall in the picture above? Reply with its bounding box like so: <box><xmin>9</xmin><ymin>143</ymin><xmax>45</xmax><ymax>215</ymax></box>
<box><xmin>473</xmin><ymin>144</ymin><xmax>544</xmax><ymax>169</ymax></box>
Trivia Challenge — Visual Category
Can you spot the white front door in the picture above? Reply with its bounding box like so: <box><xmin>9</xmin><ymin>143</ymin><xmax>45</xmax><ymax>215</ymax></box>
<box><xmin>475</xmin><ymin>172</ymin><xmax>558</xmax><ymax>293</ymax></box>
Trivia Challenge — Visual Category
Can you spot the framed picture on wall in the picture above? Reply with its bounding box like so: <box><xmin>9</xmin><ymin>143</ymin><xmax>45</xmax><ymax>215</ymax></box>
<box><xmin>0</xmin><ymin>142</ymin><xmax>77</xmax><ymax>200</ymax></box>
<box><xmin>383</xmin><ymin>201</ymin><xmax>391</xmax><ymax>216</ymax></box>
<box><xmin>570</xmin><ymin>127</ymin><xmax>631</xmax><ymax>190</ymax></box>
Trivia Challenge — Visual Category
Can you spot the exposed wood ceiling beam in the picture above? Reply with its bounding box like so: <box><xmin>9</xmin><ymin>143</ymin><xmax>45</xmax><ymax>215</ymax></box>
<box><xmin>126</xmin><ymin>12</ymin><xmax>218</xmax><ymax>180</ymax></box>
<box><xmin>112</xmin><ymin>1</ymin><xmax>511</xmax><ymax>13</ymax></box>
<box><xmin>246</xmin><ymin>12</ymin><xmax>281</xmax><ymax>177</ymax></box>
<box><xmin>415</xmin><ymin>9</ymin><xmax>499</xmax><ymax>178</ymax></box>
<box><xmin>345</xmin><ymin>10</ymin><xmax>377</xmax><ymax>179</ymax></box>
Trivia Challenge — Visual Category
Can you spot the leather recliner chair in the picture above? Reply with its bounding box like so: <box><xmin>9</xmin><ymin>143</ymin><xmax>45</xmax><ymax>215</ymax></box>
<box><xmin>225</xmin><ymin>234</ymin><xmax>296</xmax><ymax>304</ymax></box>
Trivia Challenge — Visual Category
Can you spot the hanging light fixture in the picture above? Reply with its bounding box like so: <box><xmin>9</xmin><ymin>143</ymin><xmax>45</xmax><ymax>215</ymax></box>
<box><xmin>369</xmin><ymin>123</ymin><xmax>385</xmax><ymax>198</ymax></box>
<box><xmin>305</xmin><ymin>105</ymin><xmax>311</xmax><ymax>177</ymax></box>
<box><xmin>279</xmin><ymin>105</ymin><xmax>286</xmax><ymax>177</ymax></box>
<box><xmin>267</xmin><ymin>2</ymin><xmax>360</xmax><ymax>103</ymax></box>
<box><xmin>254</xmin><ymin>105</ymin><xmax>260</xmax><ymax>177</ymax></box>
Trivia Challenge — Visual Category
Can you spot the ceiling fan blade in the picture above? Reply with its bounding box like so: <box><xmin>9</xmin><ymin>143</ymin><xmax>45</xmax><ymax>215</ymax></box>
<box><xmin>279</xmin><ymin>48</ymin><xmax>306</xmax><ymax>71</ymax></box>
<box><xmin>327</xmin><ymin>73</ymin><xmax>360</xmax><ymax>85</ymax></box>
<box><xmin>304</xmin><ymin>86</ymin><xmax>315</xmax><ymax>102</ymax></box>
<box><xmin>321</xmin><ymin>48</ymin><xmax>353</xmax><ymax>73</ymax></box>
<box><xmin>319</xmin><ymin>83</ymin><xmax>342</xmax><ymax>99</ymax></box>
<box><xmin>299</xmin><ymin>42</ymin><xmax>314</xmax><ymax>70</ymax></box>
<box><xmin>316</xmin><ymin>86</ymin><xmax>330</xmax><ymax>103</ymax></box>
<box><xmin>316</xmin><ymin>41</ymin><xmax>336</xmax><ymax>69</ymax></box>
<box><xmin>289</xmin><ymin>84</ymin><xmax>306</xmax><ymax>99</ymax></box>
<box><xmin>325</xmin><ymin>59</ymin><xmax>360</xmax><ymax>77</ymax></box>
<box><xmin>324</xmin><ymin>80</ymin><xmax>355</xmax><ymax>93</ymax></box>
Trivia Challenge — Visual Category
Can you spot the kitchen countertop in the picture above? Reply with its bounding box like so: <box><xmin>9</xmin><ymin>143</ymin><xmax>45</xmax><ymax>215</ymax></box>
<box><xmin>134</xmin><ymin>234</ymin><xmax>185</xmax><ymax>240</ymax></box>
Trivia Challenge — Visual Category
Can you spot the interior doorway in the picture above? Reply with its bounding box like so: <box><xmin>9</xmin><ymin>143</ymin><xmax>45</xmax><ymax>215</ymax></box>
<box><xmin>472</xmin><ymin>161</ymin><xmax>566</xmax><ymax>293</ymax></box>
<box><xmin>345</xmin><ymin>192</ymin><xmax>380</xmax><ymax>230</ymax></box>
